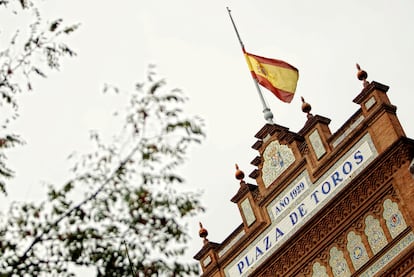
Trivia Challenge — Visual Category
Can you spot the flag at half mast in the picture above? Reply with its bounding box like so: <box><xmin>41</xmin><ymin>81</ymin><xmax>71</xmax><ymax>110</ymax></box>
<box><xmin>244</xmin><ymin>50</ymin><xmax>299</xmax><ymax>103</ymax></box>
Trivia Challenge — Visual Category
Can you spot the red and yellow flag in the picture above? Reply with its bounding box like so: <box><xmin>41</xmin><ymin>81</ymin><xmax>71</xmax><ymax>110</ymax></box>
<box><xmin>244</xmin><ymin>50</ymin><xmax>299</xmax><ymax>103</ymax></box>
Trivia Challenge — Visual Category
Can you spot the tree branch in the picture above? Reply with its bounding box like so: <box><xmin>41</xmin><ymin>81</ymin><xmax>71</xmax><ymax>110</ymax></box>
<box><xmin>11</xmin><ymin>137</ymin><xmax>144</xmax><ymax>272</ymax></box>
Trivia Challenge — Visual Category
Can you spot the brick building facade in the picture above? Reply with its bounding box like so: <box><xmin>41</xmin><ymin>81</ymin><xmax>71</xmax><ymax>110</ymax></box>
<box><xmin>194</xmin><ymin>71</ymin><xmax>414</xmax><ymax>276</ymax></box>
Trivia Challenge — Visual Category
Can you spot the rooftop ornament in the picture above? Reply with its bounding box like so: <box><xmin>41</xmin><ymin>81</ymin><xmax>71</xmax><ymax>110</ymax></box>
<box><xmin>356</xmin><ymin>63</ymin><xmax>369</xmax><ymax>87</ymax></box>
<box><xmin>301</xmin><ymin>96</ymin><xmax>313</xmax><ymax>119</ymax></box>
<box><xmin>235</xmin><ymin>164</ymin><xmax>245</xmax><ymax>183</ymax></box>
<box><xmin>198</xmin><ymin>222</ymin><xmax>209</xmax><ymax>245</ymax></box>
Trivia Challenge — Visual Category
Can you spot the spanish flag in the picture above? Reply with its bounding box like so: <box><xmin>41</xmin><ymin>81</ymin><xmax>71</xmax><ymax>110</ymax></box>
<box><xmin>244</xmin><ymin>50</ymin><xmax>299</xmax><ymax>103</ymax></box>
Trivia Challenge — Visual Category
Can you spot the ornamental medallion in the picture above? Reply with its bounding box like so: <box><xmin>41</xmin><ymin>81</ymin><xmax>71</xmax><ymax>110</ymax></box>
<box><xmin>262</xmin><ymin>140</ymin><xmax>295</xmax><ymax>187</ymax></box>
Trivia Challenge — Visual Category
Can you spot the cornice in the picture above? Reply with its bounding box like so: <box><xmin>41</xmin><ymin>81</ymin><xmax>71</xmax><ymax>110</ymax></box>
<box><xmin>298</xmin><ymin>114</ymin><xmax>331</xmax><ymax>136</ymax></box>
<box><xmin>353</xmin><ymin>81</ymin><xmax>389</xmax><ymax>104</ymax></box>
<box><xmin>230</xmin><ymin>182</ymin><xmax>258</xmax><ymax>203</ymax></box>
<box><xmin>193</xmin><ymin>241</ymin><xmax>221</xmax><ymax>260</ymax></box>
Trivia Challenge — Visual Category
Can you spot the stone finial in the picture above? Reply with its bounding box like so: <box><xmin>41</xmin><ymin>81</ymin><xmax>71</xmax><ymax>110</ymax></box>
<box><xmin>301</xmin><ymin>96</ymin><xmax>313</xmax><ymax>119</ymax></box>
<box><xmin>356</xmin><ymin>63</ymin><xmax>369</xmax><ymax>87</ymax></box>
<box><xmin>199</xmin><ymin>222</ymin><xmax>209</xmax><ymax>244</ymax></box>
<box><xmin>235</xmin><ymin>164</ymin><xmax>245</xmax><ymax>182</ymax></box>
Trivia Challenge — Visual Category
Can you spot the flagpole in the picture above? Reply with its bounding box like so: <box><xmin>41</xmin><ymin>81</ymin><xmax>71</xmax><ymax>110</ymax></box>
<box><xmin>226</xmin><ymin>7</ymin><xmax>274</xmax><ymax>124</ymax></box>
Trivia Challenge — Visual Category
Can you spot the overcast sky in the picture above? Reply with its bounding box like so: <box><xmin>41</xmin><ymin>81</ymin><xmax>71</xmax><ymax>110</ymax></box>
<box><xmin>3</xmin><ymin>0</ymin><xmax>414</xmax><ymax>272</ymax></box>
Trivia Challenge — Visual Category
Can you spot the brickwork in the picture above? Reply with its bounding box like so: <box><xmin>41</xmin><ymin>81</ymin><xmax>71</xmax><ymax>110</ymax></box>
<box><xmin>194</xmin><ymin>81</ymin><xmax>414</xmax><ymax>276</ymax></box>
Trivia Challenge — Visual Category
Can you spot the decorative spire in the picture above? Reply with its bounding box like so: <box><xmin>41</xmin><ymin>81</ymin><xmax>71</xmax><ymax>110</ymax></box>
<box><xmin>198</xmin><ymin>222</ymin><xmax>209</xmax><ymax>245</ymax></box>
<box><xmin>356</xmin><ymin>63</ymin><xmax>369</xmax><ymax>87</ymax></box>
<box><xmin>235</xmin><ymin>164</ymin><xmax>245</xmax><ymax>183</ymax></box>
<box><xmin>301</xmin><ymin>96</ymin><xmax>313</xmax><ymax>119</ymax></box>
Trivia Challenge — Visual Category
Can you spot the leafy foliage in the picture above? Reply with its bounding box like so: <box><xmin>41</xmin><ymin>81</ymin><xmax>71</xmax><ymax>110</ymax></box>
<box><xmin>0</xmin><ymin>67</ymin><xmax>205</xmax><ymax>276</ymax></box>
<box><xmin>1</xmin><ymin>2</ymin><xmax>205</xmax><ymax>275</ymax></box>
<box><xmin>0</xmin><ymin>0</ymin><xmax>79</xmax><ymax>194</ymax></box>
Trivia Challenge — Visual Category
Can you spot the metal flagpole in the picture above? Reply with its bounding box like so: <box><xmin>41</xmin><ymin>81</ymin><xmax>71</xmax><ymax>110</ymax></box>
<box><xmin>226</xmin><ymin>7</ymin><xmax>274</xmax><ymax>124</ymax></box>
